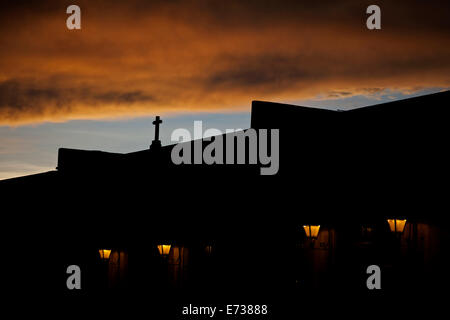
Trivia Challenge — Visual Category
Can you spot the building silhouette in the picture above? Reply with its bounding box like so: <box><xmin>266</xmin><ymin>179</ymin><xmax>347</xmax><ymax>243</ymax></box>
<box><xmin>1</xmin><ymin>91</ymin><xmax>449</xmax><ymax>315</ymax></box>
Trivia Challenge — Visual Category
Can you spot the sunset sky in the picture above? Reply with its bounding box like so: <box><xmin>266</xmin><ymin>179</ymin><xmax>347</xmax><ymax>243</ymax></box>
<box><xmin>1</xmin><ymin>0</ymin><xmax>449</xmax><ymax>179</ymax></box>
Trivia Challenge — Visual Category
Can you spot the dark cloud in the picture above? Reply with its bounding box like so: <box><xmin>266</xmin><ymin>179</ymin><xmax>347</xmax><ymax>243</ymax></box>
<box><xmin>327</xmin><ymin>91</ymin><xmax>353</xmax><ymax>98</ymax></box>
<box><xmin>0</xmin><ymin>79</ymin><xmax>155</xmax><ymax>122</ymax></box>
<box><xmin>205</xmin><ymin>54</ymin><xmax>323</xmax><ymax>89</ymax></box>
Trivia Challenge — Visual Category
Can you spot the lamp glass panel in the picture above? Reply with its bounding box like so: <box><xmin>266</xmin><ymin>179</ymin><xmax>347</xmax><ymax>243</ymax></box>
<box><xmin>387</xmin><ymin>220</ymin><xmax>396</xmax><ymax>232</ymax></box>
<box><xmin>395</xmin><ymin>219</ymin><xmax>407</xmax><ymax>233</ymax></box>
<box><xmin>303</xmin><ymin>225</ymin><xmax>320</xmax><ymax>238</ymax></box>
<box><xmin>158</xmin><ymin>245</ymin><xmax>171</xmax><ymax>256</ymax></box>
<box><xmin>387</xmin><ymin>219</ymin><xmax>407</xmax><ymax>233</ymax></box>
<box><xmin>99</xmin><ymin>249</ymin><xmax>111</xmax><ymax>259</ymax></box>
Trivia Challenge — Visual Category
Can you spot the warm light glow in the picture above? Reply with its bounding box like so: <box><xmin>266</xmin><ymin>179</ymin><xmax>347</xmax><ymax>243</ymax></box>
<box><xmin>387</xmin><ymin>219</ymin><xmax>407</xmax><ymax>233</ymax></box>
<box><xmin>303</xmin><ymin>225</ymin><xmax>320</xmax><ymax>239</ymax></box>
<box><xmin>157</xmin><ymin>244</ymin><xmax>171</xmax><ymax>256</ymax></box>
<box><xmin>205</xmin><ymin>245</ymin><xmax>213</xmax><ymax>255</ymax></box>
<box><xmin>2</xmin><ymin>2</ymin><xmax>449</xmax><ymax>126</ymax></box>
<box><xmin>99</xmin><ymin>249</ymin><xmax>111</xmax><ymax>260</ymax></box>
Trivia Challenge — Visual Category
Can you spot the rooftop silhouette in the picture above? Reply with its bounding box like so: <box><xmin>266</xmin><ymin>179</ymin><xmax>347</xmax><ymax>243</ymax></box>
<box><xmin>1</xmin><ymin>91</ymin><xmax>449</xmax><ymax>302</ymax></box>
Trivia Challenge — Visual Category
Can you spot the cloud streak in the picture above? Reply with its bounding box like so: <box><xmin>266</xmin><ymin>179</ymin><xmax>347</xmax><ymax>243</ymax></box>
<box><xmin>0</xmin><ymin>0</ymin><xmax>449</xmax><ymax>125</ymax></box>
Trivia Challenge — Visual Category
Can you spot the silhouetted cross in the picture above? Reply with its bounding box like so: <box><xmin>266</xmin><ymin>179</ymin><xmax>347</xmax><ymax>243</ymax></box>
<box><xmin>152</xmin><ymin>116</ymin><xmax>162</xmax><ymax>142</ymax></box>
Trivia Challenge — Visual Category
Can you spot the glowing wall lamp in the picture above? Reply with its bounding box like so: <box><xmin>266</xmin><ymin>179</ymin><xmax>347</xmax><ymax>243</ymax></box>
<box><xmin>157</xmin><ymin>244</ymin><xmax>172</xmax><ymax>256</ymax></box>
<box><xmin>99</xmin><ymin>249</ymin><xmax>111</xmax><ymax>260</ymax></box>
<box><xmin>387</xmin><ymin>219</ymin><xmax>407</xmax><ymax>233</ymax></box>
<box><xmin>303</xmin><ymin>225</ymin><xmax>320</xmax><ymax>240</ymax></box>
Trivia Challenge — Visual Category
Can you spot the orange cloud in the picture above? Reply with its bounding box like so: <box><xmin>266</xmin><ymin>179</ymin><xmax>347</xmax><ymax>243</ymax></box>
<box><xmin>1</xmin><ymin>0</ymin><xmax>449</xmax><ymax>125</ymax></box>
